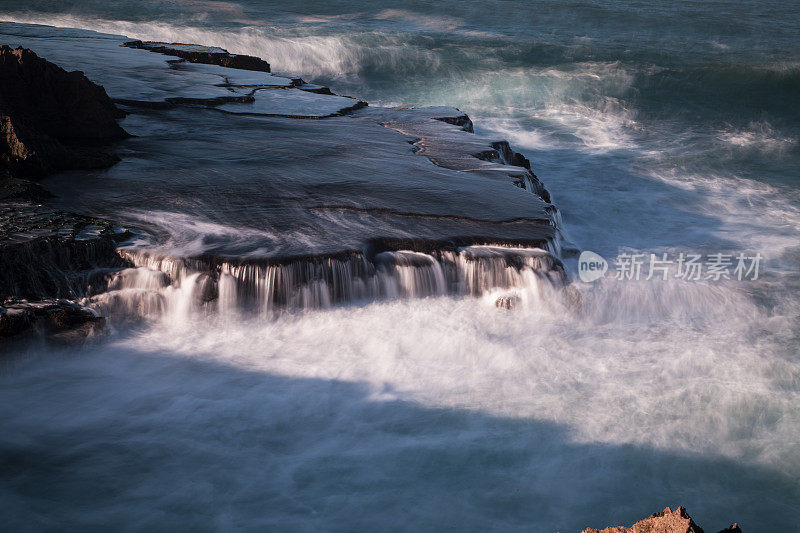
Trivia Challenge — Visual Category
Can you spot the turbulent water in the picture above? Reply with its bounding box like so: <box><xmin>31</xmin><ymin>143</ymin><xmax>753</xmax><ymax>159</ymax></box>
<box><xmin>2</xmin><ymin>2</ymin><xmax>800</xmax><ymax>531</ymax></box>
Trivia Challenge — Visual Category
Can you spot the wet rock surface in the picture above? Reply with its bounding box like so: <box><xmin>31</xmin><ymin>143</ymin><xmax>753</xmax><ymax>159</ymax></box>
<box><xmin>0</xmin><ymin>204</ymin><xmax>130</xmax><ymax>299</ymax></box>
<box><xmin>582</xmin><ymin>507</ymin><xmax>741</xmax><ymax>533</ymax></box>
<box><xmin>0</xmin><ymin>168</ymin><xmax>50</xmax><ymax>201</ymax></box>
<box><xmin>217</xmin><ymin>88</ymin><xmax>366</xmax><ymax>118</ymax></box>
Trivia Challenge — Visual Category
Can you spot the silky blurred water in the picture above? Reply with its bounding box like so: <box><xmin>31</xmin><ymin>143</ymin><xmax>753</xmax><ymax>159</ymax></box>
<box><xmin>1</xmin><ymin>2</ymin><xmax>799</xmax><ymax>531</ymax></box>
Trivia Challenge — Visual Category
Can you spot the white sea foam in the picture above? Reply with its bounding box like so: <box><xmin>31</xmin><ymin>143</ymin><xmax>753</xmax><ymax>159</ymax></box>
<box><xmin>639</xmin><ymin>167</ymin><xmax>800</xmax><ymax>262</ymax></box>
<box><xmin>479</xmin><ymin>118</ymin><xmax>558</xmax><ymax>151</ymax></box>
<box><xmin>379</xmin><ymin>61</ymin><xmax>642</xmax><ymax>153</ymax></box>
<box><xmin>20</xmin><ymin>268</ymin><xmax>800</xmax><ymax>471</ymax></box>
<box><xmin>717</xmin><ymin>121</ymin><xmax>797</xmax><ymax>153</ymax></box>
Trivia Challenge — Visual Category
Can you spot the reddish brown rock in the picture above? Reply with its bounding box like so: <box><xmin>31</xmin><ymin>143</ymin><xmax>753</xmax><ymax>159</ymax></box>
<box><xmin>0</xmin><ymin>45</ymin><xmax>127</xmax><ymax>182</ymax></box>
<box><xmin>582</xmin><ymin>506</ymin><xmax>741</xmax><ymax>533</ymax></box>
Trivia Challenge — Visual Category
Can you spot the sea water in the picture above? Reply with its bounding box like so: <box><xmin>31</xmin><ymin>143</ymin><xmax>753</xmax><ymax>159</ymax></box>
<box><xmin>0</xmin><ymin>2</ymin><xmax>798</xmax><ymax>530</ymax></box>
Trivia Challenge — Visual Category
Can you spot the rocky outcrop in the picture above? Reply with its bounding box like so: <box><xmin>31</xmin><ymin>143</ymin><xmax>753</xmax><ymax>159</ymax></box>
<box><xmin>582</xmin><ymin>507</ymin><xmax>741</xmax><ymax>533</ymax></box>
<box><xmin>0</xmin><ymin>24</ymin><xmax>567</xmax><ymax>327</ymax></box>
<box><xmin>0</xmin><ymin>46</ymin><xmax>132</xmax><ymax>339</ymax></box>
<box><xmin>0</xmin><ymin>45</ymin><xmax>128</xmax><ymax>197</ymax></box>
<box><xmin>124</xmin><ymin>41</ymin><xmax>271</xmax><ymax>72</ymax></box>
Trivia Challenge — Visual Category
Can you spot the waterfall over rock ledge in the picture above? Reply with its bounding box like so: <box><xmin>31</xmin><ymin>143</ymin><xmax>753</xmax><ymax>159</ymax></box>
<box><xmin>0</xmin><ymin>22</ymin><xmax>566</xmax><ymax>332</ymax></box>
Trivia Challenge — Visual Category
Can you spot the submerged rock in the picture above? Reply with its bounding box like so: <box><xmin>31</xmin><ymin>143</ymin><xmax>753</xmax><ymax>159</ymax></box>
<box><xmin>582</xmin><ymin>506</ymin><xmax>741</xmax><ymax>533</ymax></box>
<box><xmin>495</xmin><ymin>294</ymin><xmax>521</xmax><ymax>310</ymax></box>
<box><xmin>0</xmin><ymin>45</ymin><xmax>127</xmax><ymax>193</ymax></box>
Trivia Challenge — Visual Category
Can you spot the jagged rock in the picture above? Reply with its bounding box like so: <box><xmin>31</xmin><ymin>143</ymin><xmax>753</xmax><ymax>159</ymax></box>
<box><xmin>719</xmin><ymin>525</ymin><xmax>742</xmax><ymax>533</ymax></box>
<box><xmin>124</xmin><ymin>41</ymin><xmax>271</xmax><ymax>72</ymax></box>
<box><xmin>0</xmin><ymin>46</ymin><xmax>126</xmax><ymax>141</ymax></box>
<box><xmin>0</xmin><ymin>45</ymin><xmax>127</xmax><ymax>187</ymax></box>
<box><xmin>582</xmin><ymin>506</ymin><xmax>741</xmax><ymax>533</ymax></box>
<box><xmin>44</xmin><ymin>302</ymin><xmax>103</xmax><ymax>331</ymax></box>
<box><xmin>298</xmin><ymin>83</ymin><xmax>335</xmax><ymax>95</ymax></box>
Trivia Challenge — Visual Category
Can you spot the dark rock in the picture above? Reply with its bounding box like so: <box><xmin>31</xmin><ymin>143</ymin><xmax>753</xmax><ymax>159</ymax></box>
<box><xmin>489</xmin><ymin>141</ymin><xmax>550</xmax><ymax>203</ymax></box>
<box><xmin>0</xmin><ymin>46</ymin><xmax>127</xmax><ymax>141</ymax></box>
<box><xmin>125</xmin><ymin>40</ymin><xmax>270</xmax><ymax>72</ymax></box>
<box><xmin>0</xmin><ymin>109</ymin><xmax>71</xmax><ymax>178</ymax></box>
<box><xmin>0</xmin><ymin>45</ymin><xmax>128</xmax><ymax>184</ymax></box>
<box><xmin>0</xmin><ymin>203</ymin><xmax>131</xmax><ymax>299</ymax></box>
<box><xmin>0</xmin><ymin>298</ymin><xmax>105</xmax><ymax>341</ymax></box>
<box><xmin>0</xmin><ymin>234</ymin><xmax>126</xmax><ymax>299</ymax></box>
<box><xmin>582</xmin><ymin>506</ymin><xmax>741</xmax><ymax>533</ymax></box>
<box><xmin>44</xmin><ymin>301</ymin><xmax>102</xmax><ymax>330</ymax></box>
<box><xmin>298</xmin><ymin>83</ymin><xmax>335</xmax><ymax>95</ymax></box>
<box><xmin>435</xmin><ymin>114</ymin><xmax>474</xmax><ymax>133</ymax></box>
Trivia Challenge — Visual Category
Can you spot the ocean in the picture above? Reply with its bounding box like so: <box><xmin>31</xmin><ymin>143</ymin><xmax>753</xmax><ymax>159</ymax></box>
<box><xmin>1</xmin><ymin>1</ymin><xmax>798</xmax><ymax>531</ymax></box>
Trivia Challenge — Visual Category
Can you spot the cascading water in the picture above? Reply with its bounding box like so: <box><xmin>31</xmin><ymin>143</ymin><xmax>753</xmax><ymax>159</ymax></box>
<box><xmin>95</xmin><ymin>245</ymin><xmax>565</xmax><ymax>320</ymax></box>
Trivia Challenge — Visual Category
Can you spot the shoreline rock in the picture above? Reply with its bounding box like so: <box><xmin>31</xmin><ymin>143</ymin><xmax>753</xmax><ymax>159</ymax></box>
<box><xmin>0</xmin><ymin>43</ymin><xmax>133</xmax><ymax>339</ymax></box>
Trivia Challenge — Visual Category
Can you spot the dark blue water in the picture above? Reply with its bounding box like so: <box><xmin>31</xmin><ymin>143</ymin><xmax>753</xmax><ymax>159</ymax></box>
<box><xmin>1</xmin><ymin>3</ymin><xmax>799</xmax><ymax>531</ymax></box>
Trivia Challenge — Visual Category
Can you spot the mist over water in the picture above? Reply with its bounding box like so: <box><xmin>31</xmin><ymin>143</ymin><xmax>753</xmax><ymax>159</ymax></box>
<box><xmin>1</xmin><ymin>1</ymin><xmax>800</xmax><ymax>530</ymax></box>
